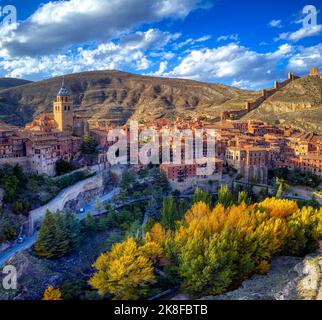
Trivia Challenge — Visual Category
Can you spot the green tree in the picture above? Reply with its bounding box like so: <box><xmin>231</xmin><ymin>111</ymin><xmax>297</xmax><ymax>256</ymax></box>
<box><xmin>65</xmin><ymin>212</ymin><xmax>81</xmax><ymax>249</ymax></box>
<box><xmin>217</xmin><ymin>185</ymin><xmax>233</xmax><ymax>208</ymax></box>
<box><xmin>56</xmin><ymin>160</ymin><xmax>76</xmax><ymax>176</ymax></box>
<box><xmin>81</xmin><ymin>135</ymin><xmax>98</xmax><ymax>154</ymax></box>
<box><xmin>34</xmin><ymin>210</ymin><xmax>81</xmax><ymax>259</ymax></box>
<box><xmin>161</xmin><ymin>195</ymin><xmax>179</xmax><ymax>230</ymax></box>
<box><xmin>1</xmin><ymin>220</ymin><xmax>17</xmax><ymax>242</ymax></box>
<box><xmin>1</xmin><ymin>175</ymin><xmax>19</xmax><ymax>203</ymax></box>
<box><xmin>151</xmin><ymin>168</ymin><xmax>170</xmax><ymax>192</ymax></box>
<box><xmin>80</xmin><ymin>214</ymin><xmax>97</xmax><ymax>235</ymax></box>
<box><xmin>34</xmin><ymin>210</ymin><xmax>58</xmax><ymax>259</ymax></box>
<box><xmin>237</xmin><ymin>191</ymin><xmax>251</xmax><ymax>206</ymax></box>
<box><xmin>120</xmin><ymin>170</ymin><xmax>136</xmax><ymax>192</ymax></box>
<box><xmin>146</xmin><ymin>195</ymin><xmax>159</xmax><ymax>220</ymax></box>
<box><xmin>192</xmin><ymin>188</ymin><xmax>213</xmax><ymax>207</ymax></box>
<box><xmin>276</xmin><ymin>183</ymin><xmax>283</xmax><ymax>198</ymax></box>
<box><xmin>177</xmin><ymin>200</ymin><xmax>188</xmax><ymax>219</ymax></box>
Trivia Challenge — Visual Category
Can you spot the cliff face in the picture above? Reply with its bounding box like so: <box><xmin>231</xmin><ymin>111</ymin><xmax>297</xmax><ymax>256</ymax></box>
<box><xmin>0</xmin><ymin>70</ymin><xmax>258</xmax><ymax>127</ymax></box>
<box><xmin>243</xmin><ymin>76</ymin><xmax>322</xmax><ymax>133</ymax></box>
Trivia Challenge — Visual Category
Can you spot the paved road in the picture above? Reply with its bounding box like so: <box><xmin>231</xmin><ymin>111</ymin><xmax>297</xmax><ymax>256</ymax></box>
<box><xmin>0</xmin><ymin>234</ymin><xmax>37</xmax><ymax>269</ymax></box>
<box><xmin>0</xmin><ymin>188</ymin><xmax>119</xmax><ymax>269</ymax></box>
<box><xmin>290</xmin><ymin>186</ymin><xmax>322</xmax><ymax>205</ymax></box>
<box><xmin>77</xmin><ymin>188</ymin><xmax>119</xmax><ymax>220</ymax></box>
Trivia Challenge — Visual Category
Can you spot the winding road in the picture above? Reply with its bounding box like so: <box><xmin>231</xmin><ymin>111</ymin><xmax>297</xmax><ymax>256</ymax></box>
<box><xmin>0</xmin><ymin>188</ymin><xmax>119</xmax><ymax>268</ymax></box>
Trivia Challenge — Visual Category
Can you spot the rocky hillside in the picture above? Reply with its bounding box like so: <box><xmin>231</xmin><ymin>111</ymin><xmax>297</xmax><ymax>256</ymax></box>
<box><xmin>243</xmin><ymin>76</ymin><xmax>322</xmax><ymax>134</ymax></box>
<box><xmin>202</xmin><ymin>251</ymin><xmax>322</xmax><ymax>300</ymax></box>
<box><xmin>0</xmin><ymin>70</ymin><xmax>259</xmax><ymax>126</ymax></box>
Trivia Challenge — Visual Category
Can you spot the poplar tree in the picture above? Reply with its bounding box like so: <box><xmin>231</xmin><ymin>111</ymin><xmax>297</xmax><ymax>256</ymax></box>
<box><xmin>192</xmin><ymin>187</ymin><xmax>213</xmax><ymax>207</ymax></box>
<box><xmin>217</xmin><ymin>185</ymin><xmax>234</xmax><ymax>208</ymax></box>
<box><xmin>161</xmin><ymin>195</ymin><xmax>179</xmax><ymax>230</ymax></box>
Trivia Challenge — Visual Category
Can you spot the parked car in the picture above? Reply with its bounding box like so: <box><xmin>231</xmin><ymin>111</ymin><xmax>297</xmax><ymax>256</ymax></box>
<box><xmin>79</xmin><ymin>208</ymin><xmax>85</xmax><ymax>214</ymax></box>
<box><xmin>17</xmin><ymin>235</ymin><xmax>26</xmax><ymax>244</ymax></box>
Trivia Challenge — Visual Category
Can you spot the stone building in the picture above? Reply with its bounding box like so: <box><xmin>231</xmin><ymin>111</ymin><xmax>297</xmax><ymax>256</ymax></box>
<box><xmin>289</xmin><ymin>154</ymin><xmax>322</xmax><ymax>178</ymax></box>
<box><xmin>226</xmin><ymin>146</ymin><xmax>270</xmax><ymax>183</ymax></box>
<box><xmin>0</xmin><ymin>83</ymin><xmax>84</xmax><ymax>176</ymax></box>
<box><xmin>160</xmin><ymin>158</ymin><xmax>223</xmax><ymax>192</ymax></box>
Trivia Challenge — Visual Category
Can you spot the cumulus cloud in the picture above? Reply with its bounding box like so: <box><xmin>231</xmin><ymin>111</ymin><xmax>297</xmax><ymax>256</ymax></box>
<box><xmin>0</xmin><ymin>29</ymin><xmax>179</xmax><ymax>78</ymax></box>
<box><xmin>287</xmin><ymin>43</ymin><xmax>322</xmax><ymax>74</ymax></box>
<box><xmin>275</xmin><ymin>25</ymin><xmax>322</xmax><ymax>42</ymax></box>
<box><xmin>119</xmin><ymin>29</ymin><xmax>181</xmax><ymax>51</ymax></box>
<box><xmin>153</xmin><ymin>61</ymin><xmax>168</xmax><ymax>76</ymax></box>
<box><xmin>164</xmin><ymin>43</ymin><xmax>294</xmax><ymax>88</ymax></box>
<box><xmin>0</xmin><ymin>0</ymin><xmax>204</xmax><ymax>57</ymax></box>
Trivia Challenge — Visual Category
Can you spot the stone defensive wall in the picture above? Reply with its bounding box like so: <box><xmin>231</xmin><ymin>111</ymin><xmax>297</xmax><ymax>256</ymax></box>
<box><xmin>246</xmin><ymin>73</ymin><xmax>300</xmax><ymax>113</ymax></box>
<box><xmin>222</xmin><ymin>73</ymin><xmax>300</xmax><ymax>120</ymax></box>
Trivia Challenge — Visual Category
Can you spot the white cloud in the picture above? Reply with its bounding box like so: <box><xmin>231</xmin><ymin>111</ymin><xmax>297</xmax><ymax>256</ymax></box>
<box><xmin>120</xmin><ymin>29</ymin><xmax>181</xmax><ymax>51</ymax></box>
<box><xmin>195</xmin><ymin>35</ymin><xmax>211</xmax><ymax>42</ymax></box>
<box><xmin>173</xmin><ymin>35</ymin><xmax>210</xmax><ymax>50</ymax></box>
<box><xmin>153</xmin><ymin>61</ymin><xmax>168</xmax><ymax>76</ymax></box>
<box><xmin>287</xmin><ymin>43</ymin><xmax>322</xmax><ymax>74</ymax></box>
<box><xmin>217</xmin><ymin>34</ymin><xmax>239</xmax><ymax>42</ymax></box>
<box><xmin>164</xmin><ymin>43</ymin><xmax>294</xmax><ymax>88</ymax></box>
<box><xmin>275</xmin><ymin>25</ymin><xmax>322</xmax><ymax>42</ymax></box>
<box><xmin>269</xmin><ymin>20</ymin><xmax>282</xmax><ymax>28</ymax></box>
<box><xmin>0</xmin><ymin>0</ymin><xmax>204</xmax><ymax>57</ymax></box>
<box><xmin>0</xmin><ymin>28</ymin><xmax>178</xmax><ymax>78</ymax></box>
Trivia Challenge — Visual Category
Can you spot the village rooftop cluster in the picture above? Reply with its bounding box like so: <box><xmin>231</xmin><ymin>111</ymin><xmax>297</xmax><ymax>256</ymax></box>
<box><xmin>0</xmin><ymin>68</ymin><xmax>321</xmax><ymax>193</ymax></box>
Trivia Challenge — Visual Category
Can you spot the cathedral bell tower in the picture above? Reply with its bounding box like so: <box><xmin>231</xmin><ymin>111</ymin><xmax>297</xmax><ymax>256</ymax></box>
<box><xmin>53</xmin><ymin>78</ymin><xmax>74</xmax><ymax>132</ymax></box>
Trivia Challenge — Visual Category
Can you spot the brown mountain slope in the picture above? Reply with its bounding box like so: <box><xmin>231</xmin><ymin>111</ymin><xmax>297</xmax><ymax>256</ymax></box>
<box><xmin>0</xmin><ymin>78</ymin><xmax>32</xmax><ymax>90</ymax></box>
<box><xmin>243</xmin><ymin>76</ymin><xmax>322</xmax><ymax>133</ymax></box>
<box><xmin>0</xmin><ymin>70</ymin><xmax>259</xmax><ymax>126</ymax></box>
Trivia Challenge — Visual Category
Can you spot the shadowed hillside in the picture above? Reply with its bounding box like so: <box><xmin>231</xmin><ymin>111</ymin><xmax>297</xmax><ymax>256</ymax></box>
<box><xmin>0</xmin><ymin>78</ymin><xmax>32</xmax><ymax>90</ymax></box>
<box><xmin>0</xmin><ymin>70</ymin><xmax>259</xmax><ymax>126</ymax></box>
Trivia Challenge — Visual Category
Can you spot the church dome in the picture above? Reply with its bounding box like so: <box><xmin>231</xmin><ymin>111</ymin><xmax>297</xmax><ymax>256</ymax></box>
<box><xmin>57</xmin><ymin>77</ymin><xmax>70</xmax><ymax>97</ymax></box>
<box><xmin>57</xmin><ymin>86</ymin><xmax>70</xmax><ymax>97</ymax></box>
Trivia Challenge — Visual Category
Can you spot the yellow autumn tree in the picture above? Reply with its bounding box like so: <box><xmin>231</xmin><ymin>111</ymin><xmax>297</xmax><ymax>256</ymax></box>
<box><xmin>89</xmin><ymin>237</ymin><xmax>156</xmax><ymax>300</ymax></box>
<box><xmin>144</xmin><ymin>223</ymin><xmax>171</xmax><ymax>265</ymax></box>
<box><xmin>42</xmin><ymin>286</ymin><xmax>62</xmax><ymax>301</ymax></box>
<box><xmin>145</xmin><ymin>223</ymin><xmax>171</xmax><ymax>245</ymax></box>
<box><xmin>258</xmin><ymin>198</ymin><xmax>298</xmax><ymax>218</ymax></box>
<box><xmin>170</xmin><ymin>200</ymin><xmax>293</xmax><ymax>296</ymax></box>
<box><xmin>285</xmin><ymin>206</ymin><xmax>322</xmax><ymax>255</ymax></box>
<box><xmin>318</xmin><ymin>207</ymin><xmax>322</xmax><ymax>240</ymax></box>
<box><xmin>185</xmin><ymin>201</ymin><xmax>211</xmax><ymax>223</ymax></box>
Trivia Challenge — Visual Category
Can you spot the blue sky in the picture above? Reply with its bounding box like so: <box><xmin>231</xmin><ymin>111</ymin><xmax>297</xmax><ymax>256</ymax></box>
<box><xmin>0</xmin><ymin>0</ymin><xmax>321</xmax><ymax>89</ymax></box>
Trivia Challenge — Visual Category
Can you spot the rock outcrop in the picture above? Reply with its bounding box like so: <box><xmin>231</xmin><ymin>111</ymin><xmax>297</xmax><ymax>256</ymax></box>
<box><xmin>202</xmin><ymin>252</ymin><xmax>322</xmax><ymax>300</ymax></box>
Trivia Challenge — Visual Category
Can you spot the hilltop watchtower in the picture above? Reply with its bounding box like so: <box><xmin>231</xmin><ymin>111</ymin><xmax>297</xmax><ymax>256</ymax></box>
<box><xmin>53</xmin><ymin>78</ymin><xmax>74</xmax><ymax>132</ymax></box>
<box><xmin>310</xmin><ymin>67</ymin><xmax>319</xmax><ymax>76</ymax></box>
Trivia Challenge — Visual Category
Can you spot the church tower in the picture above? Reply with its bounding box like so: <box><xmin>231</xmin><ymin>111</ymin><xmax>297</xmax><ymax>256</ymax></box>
<box><xmin>53</xmin><ymin>78</ymin><xmax>74</xmax><ymax>132</ymax></box>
